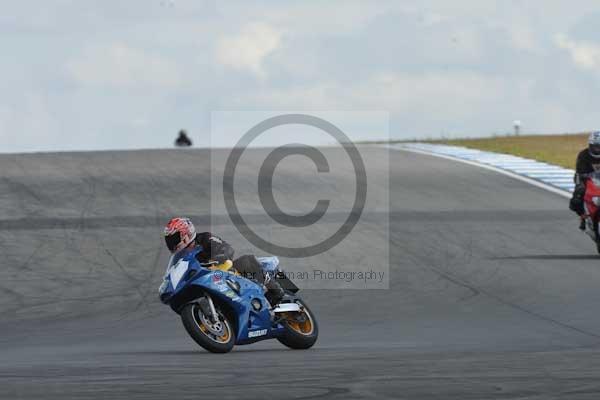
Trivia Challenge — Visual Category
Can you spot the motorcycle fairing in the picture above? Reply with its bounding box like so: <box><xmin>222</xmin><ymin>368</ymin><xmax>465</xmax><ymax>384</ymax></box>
<box><xmin>159</xmin><ymin>248</ymin><xmax>286</xmax><ymax>344</ymax></box>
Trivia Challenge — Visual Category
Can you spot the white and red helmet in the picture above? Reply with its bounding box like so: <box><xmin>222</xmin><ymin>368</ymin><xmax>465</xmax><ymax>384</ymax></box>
<box><xmin>164</xmin><ymin>217</ymin><xmax>197</xmax><ymax>253</ymax></box>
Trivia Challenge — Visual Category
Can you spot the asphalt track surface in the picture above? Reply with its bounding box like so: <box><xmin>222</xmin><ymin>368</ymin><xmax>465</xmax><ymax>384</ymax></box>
<box><xmin>3</xmin><ymin>147</ymin><xmax>600</xmax><ymax>399</ymax></box>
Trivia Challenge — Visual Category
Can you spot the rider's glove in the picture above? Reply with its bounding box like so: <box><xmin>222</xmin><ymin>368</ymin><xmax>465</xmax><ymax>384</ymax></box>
<box><xmin>212</xmin><ymin>254</ymin><xmax>229</xmax><ymax>265</ymax></box>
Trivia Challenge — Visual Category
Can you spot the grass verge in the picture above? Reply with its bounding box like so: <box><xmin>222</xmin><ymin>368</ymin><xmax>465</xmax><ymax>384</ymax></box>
<box><xmin>429</xmin><ymin>134</ymin><xmax>588</xmax><ymax>169</ymax></box>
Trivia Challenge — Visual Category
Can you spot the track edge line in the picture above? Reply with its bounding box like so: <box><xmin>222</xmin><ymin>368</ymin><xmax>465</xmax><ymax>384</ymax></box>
<box><xmin>389</xmin><ymin>145</ymin><xmax>572</xmax><ymax>200</ymax></box>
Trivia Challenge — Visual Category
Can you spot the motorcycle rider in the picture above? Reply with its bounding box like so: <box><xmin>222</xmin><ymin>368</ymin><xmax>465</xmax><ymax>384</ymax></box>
<box><xmin>570</xmin><ymin>131</ymin><xmax>600</xmax><ymax>230</ymax></box>
<box><xmin>163</xmin><ymin>217</ymin><xmax>284</xmax><ymax>305</ymax></box>
<box><xmin>174</xmin><ymin>129</ymin><xmax>192</xmax><ymax>147</ymax></box>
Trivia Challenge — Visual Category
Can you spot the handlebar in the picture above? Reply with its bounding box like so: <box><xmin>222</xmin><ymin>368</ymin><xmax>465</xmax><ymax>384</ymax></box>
<box><xmin>577</xmin><ymin>172</ymin><xmax>600</xmax><ymax>178</ymax></box>
<box><xmin>201</xmin><ymin>259</ymin><xmax>234</xmax><ymax>272</ymax></box>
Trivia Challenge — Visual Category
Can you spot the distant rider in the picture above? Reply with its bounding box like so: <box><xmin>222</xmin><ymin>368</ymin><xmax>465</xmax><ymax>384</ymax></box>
<box><xmin>163</xmin><ymin>217</ymin><xmax>284</xmax><ymax>305</ymax></box>
<box><xmin>569</xmin><ymin>131</ymin><xmax>600</xmax><ymax>229</ymax></box>
<box><xmin>175</xmin><ymin>130</ymin><xmax>192</xmax><ymax>147</ymax></box>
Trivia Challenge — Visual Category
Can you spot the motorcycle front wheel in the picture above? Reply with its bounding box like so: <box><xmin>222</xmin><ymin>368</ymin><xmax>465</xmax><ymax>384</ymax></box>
<box><xmin>181</xmin><ymin>302</ymin><xmax>236</xmax><ymax>353</ymax></box>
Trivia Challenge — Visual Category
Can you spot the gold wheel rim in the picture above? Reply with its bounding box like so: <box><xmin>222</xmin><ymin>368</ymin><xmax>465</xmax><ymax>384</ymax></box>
<box><xmin>194</xmin><ymin>307</ymin><xmax>232</xmax><ymax>344</ymax></box>
<box><xmin>284</xmin><ymin>307</ymin><xmax>314</xmax><ymax>335</ymax></box>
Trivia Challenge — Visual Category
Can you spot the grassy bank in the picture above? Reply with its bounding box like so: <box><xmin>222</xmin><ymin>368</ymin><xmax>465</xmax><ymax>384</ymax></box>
<box><xmin>430</xmin><ymin>134</ymin><xmax>587</xmax><ymax>169</ymax></box>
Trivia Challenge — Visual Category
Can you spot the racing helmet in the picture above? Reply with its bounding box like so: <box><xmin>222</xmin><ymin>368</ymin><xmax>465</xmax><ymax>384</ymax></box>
<box><xmin>164</xmin><ymin>217</ymin><xmax>197</xmax><ymax>253</ymax></box>
<box><xmin>589</xmin><ymin>131</ymin><xmax>600</xmax><ymax>158</ymax></box>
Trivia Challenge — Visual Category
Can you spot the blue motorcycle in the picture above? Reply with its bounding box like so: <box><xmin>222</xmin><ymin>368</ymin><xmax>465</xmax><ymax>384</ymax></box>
<box><xmin>158</xmin><ymin>247</ymin><xmax>318</xmax><ymax>353</ymax></box>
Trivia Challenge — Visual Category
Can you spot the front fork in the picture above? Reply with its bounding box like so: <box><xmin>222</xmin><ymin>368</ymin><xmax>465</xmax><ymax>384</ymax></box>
<box><xmin>196</xmin><ymin>295</ymin><xmax>219</xmax><ymax>323</ymax></box>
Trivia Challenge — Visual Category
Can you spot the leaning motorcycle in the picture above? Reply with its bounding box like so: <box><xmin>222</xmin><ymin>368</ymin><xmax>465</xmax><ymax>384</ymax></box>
<box><xmin>158</xmin><ymin>248</ymin><xmax>318</xmax><ymax>353</ymax></box>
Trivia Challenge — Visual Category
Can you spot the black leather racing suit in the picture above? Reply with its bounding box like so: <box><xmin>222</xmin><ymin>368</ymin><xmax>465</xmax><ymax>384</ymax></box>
<box><xmin>194</xmin><ymin>232</ymin><xmax>235</xmax><ymax>264</ymax></box>
<box><xmin>570</xmin><ymin>149</ymin><xmax>600</xmax><ymax>215</ymax></box>
<box><xmin>194</xmin><ymin>232</ymin><xmax>284</xmax><ymax>305</ymax></box>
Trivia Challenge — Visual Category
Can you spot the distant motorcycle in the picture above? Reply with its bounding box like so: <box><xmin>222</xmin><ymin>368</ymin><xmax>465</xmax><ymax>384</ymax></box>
<box><xmin>582</xmin><ymin>172</ymin><xmax>600</xmax><ymax>254</ymax></box>
<box><xmin>158</xmin><ymin>248</ymin><xmax>318</xmax><ymax>353</ymax></box>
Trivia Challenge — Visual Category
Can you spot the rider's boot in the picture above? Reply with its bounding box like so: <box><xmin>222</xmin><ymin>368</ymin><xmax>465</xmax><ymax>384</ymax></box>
<box><xmin>265</xmin><ymin>280</ymin><xmax>285</xmax><ymax>307</ymax></box>
<box><xmin>579</xmin><ymin>217</ymin><xmax>586</xmax><ymax>231</ymax></box>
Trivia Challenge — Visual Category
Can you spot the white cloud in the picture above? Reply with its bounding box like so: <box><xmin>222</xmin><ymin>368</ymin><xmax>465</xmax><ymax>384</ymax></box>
<box><xmin>354</xmin><ymin>72</ymin><xmax>502</xmax><ymax>111</ymax></box>
<box><xmin>258</xmin><ymin>2</ymin><xmax>396</xmax><ymax>35</ymax></box>
<box><xmin>227</xmin><ymin>70</ymin><xmax>567</xmax><ymax>139</ymax></box>
<box><xmin>66</xmin><ymin>43</ymin><xmax>182</xmax><ymax>88</ymax></box>
<box><xmin>232</xmin><ymin>83</ymin><xmax>338</xmax><ymax>110</ymax></box>
<box><xmin>421</xmin><ymin>13</ymin><xmax>450</xmax><ymax>26</ymax></box>
<box><xmin>555</xmin><ymin>33</ymin><xmax>600</xmax><ymax>70</ymax></box>
<box><xmin>215</xmin><ymin>22</ymin><xmax>282</xmax><ymax>77</ymax></box>
<box><xmin>236</xmin><ymin>71</ymin><xmax>508</xmax><ymax>118</ymax></box>
<box><xmin>509</xmin><ymin>26</ymin><xmax>537</xmax><ymax>51</ymax></box>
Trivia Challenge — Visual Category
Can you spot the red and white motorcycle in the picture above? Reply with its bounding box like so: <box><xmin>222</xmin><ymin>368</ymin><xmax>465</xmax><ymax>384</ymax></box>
<box><xmin>582</xmin><ymin>172</ymin><xmax>600</xmax><ymax>253</ymax></box>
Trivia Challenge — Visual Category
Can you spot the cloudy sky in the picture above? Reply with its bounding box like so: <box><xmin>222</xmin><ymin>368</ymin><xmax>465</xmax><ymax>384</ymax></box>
<box><xmin>3</xmin><ymin>0</ymin><xmax>600</xmax><ymax>152</ymax></box>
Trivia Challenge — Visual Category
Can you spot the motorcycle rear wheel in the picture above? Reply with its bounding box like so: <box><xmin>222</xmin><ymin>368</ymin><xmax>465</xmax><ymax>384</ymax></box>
<box><xmin>277</xmin><ymin>300</ymin><xmax>318</xmax><ymax>350</ymax></box>
<box><xmin>181</xmin><ymin>303</ymin><xmax>235</xmax><ymax>353</ymax></box>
